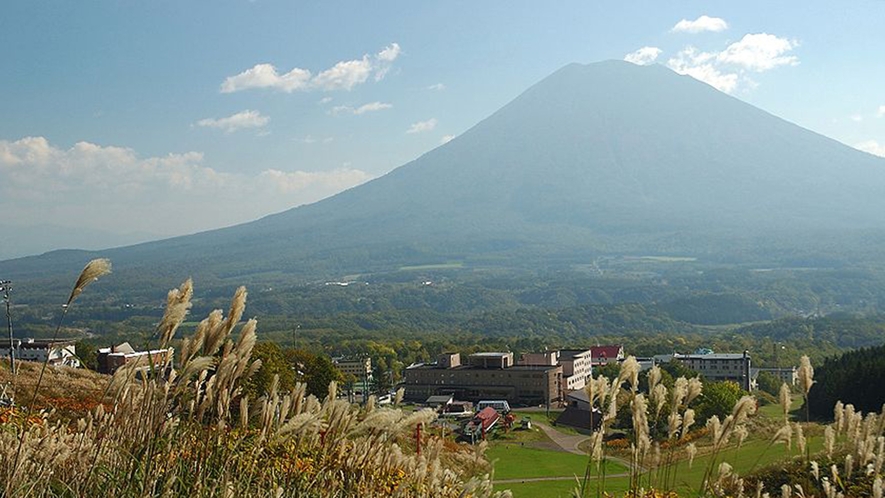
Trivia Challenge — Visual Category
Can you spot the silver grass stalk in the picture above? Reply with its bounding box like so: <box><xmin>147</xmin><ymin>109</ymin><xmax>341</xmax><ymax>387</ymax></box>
<box><xmin>687</xmin><ymin>443</ymin><xmax>697</xmax><ymax>468</ymax></box>
<box><xmin>781</xmin><ymin>484</ymin><xmax>791</xmax><ymax>498</ymax></box>
<box><xmin>772</xmin><ymin>424</ymin><xmax>792</xmax><ymax>450</ymax></box>
<box><xmin>239</xmin><ymin>397</ymin><xmax>249</xmax><ymax>428</ymax></box>
<box><xmin>66</xmin><ymin>258</ymin><xmax>112</xmax><ymax>306</ymax></box>
<box><xmin>157</xmin><ymin>279</ymin><xmax>194</xmax><ymax>347</ymax></box>
<box><xmin>619</xmin><ymin>356</ymin><xmax>640</xmax><ymax>392</ymax></box>
<box><xmin>735</xmin><ymin>425</ymin><xmax>749</xmax><ymax>449</ymax></box>
<box><xmin>686</xmin><ymin>376</ymin><xmax>703</xmax><ymax>405</ymax></box>
<box><xmin>683</xmin><ymin>408</ymin><xmax>696</xmax><ymax>436</ymax></box>
<box><xmin>811</xmin><ymin>460</ymin><xmax>820</xmax><ymax>481</ymax></box>
<box><xmin>223</xmin><ymin>286</ymin><xmax>248</xmax><ymax>333</ymax></box>
<box><xmin>834</xmin><ymin>401</ymin><xmax>845</xmax><ymax>434</ymax></box>
<box><xmin>652</xmin><ymin>383</ymin><xmax>668</xmax><ymax>418</ymax></box>
<box><xmin>873</xmin><ymin>476</ymin><xmax>883</xmax><ymax>498</ymax></box>
<box><xmin>844</xmin><ymin>454</ymin><xmax>853</xmax><ymax>480</ymax></box>
<box><xmin>648</xmin><ymin>365</ymin><xmax>662</xmax><ymax>391</ymax></box>
<box><xmin>798</xmin><ymin>355</ymin><xmax>814</xmax><ymax>397</ymax></box>
<box><xmin>671</xmin><ymin>376</ymin><xmax>689</xmax><ymax>412</ymax></box>
<box><xmin>158</xmin><ymin>278</ymin><xmax>193</xmax><ymax>347</ymax></box>
<box><xmin>825</xmin><ymin>425</ymin><xmax>835</xmax><ymax>458</ymax></box>
<box><xmin>780</xmin><ymin>383</ymin><xmax>792</xmax><ymax>422</ymax></box>
<box><xmin>796</xmin><ymin>423</ymin><xmax>806</xmax><ymax>456</ymax></box>
<box><xmin>707</xmin><ymin>415</ymin><xmax>722</xmax><ymax>443</ymax></box>
<box><xmin>668</xmin><ymin>411</ymin><xmax>682</xmax><ymax>440</ymax></box>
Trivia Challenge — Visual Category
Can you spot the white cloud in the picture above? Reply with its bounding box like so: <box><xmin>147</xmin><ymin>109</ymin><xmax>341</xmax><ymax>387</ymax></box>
<box><xmin>850</xmin><ymin>114</ymin><xmax>864</xmax><ymax>123</ymax></box>
<box><xmin>667</xmin><ymin>47</ymin><xmax>739</xmax><ymax>93</ymax></box>
<box><xmin>427</xmin><ymin>83</ymin><xmax>446</xmax><ymax>91</ymax></box>
<box><xmin>877</xmin><ymin>105</ymin><xmax>885</xmax><ymax>118</ymax></box>
<box><xmin>196</xmin><ymin>110</ymin><xmax>269</xmax><ymax>133</ymax></box>
<box><xmin>221</xmin><ymin>43</ymin><xmax>401</xmax><ymax>93</ymax></box>
<box><xmin>440</xmin><ymin>134</ymin><xmax>455</xmax><ymax>144</ymax></box>
<box><xmin>330</xmin><ymin>101</ymin><xmax>392</xmax><ymax>116</ymax></box>
<box><xmin>318</xmin><ymin>97</ymin><xmax>333</xmax><ymax>105</ymax></box>
<box><xmin>855</xmin><ymin>140</ymin><xmax>885</xmax><ymax>157</ymax></box>
<box><xmin>406</xmin><ymin>118</ymin><xmax>437</xmax><ymax>134</ymax></box>
<box><xmin>666</xmin><ymin>33</ymin><xmax>798</xmax><ymax>94</ymax></box>
<box><xmin>624</xmin><ymin>46</ymin><xmax>663</xmax><ymax>66</ymax></box>
<box><xmin>221</xmin><ymin>64</ymin><xmax>311</xmax><ymax>93</ymax></box>
<box><xmin>716</xmin><ymin>33</ymin><xmax>798</xmax><ymax>72</ymax></box>
<box><xmin>0</xmin><ymin>136</ymin><xmax>373</xmax><ymax>237</ymax></box>
<box><xmin>672</xmin><ymin>15</ymin><xmax>729</xmax><ymax>34</ymax></box>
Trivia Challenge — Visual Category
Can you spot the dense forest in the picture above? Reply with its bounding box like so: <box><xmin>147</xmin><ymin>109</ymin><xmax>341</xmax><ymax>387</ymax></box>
<box><xmin>807</xmin><ymin>343</ymin><xmax>885</xmax><ymax>418</ymax></box>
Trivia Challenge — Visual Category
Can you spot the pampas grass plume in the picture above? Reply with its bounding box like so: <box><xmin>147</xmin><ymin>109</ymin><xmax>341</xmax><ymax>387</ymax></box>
<box><xmin>66</xmin><ymin>258</ymin><xmax>111</xmax><ymax>305</ymax></box>
<box><xmin>798</xmin><ymin>355</ymin><xmax>815</xmax><ymax>396</ymax></box>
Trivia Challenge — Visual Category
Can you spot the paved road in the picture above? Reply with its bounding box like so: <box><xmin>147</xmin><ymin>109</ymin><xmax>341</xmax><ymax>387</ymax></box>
<box><xmin>535</xmin><ymin>422</ymin><xmax>591</xmax><ymax>455</ymax></box>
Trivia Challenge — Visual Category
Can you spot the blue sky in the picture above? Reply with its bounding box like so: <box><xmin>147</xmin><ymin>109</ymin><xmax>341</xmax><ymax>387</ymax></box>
<box><xmin>2</xmin><ymin>1</ymin><xmax>884</xmax><ymax>258</ymax></box>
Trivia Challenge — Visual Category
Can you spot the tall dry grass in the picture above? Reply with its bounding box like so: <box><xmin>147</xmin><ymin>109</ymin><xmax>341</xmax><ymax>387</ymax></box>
<box><xmin>0</xmin><ymin>268</ymin><xmax>509</xmax><ymax>498</ymax></box>
<box><xmin>574</xmin><ymin>355</ymin><xmax>885</xmax><ymax>498</ymax></box>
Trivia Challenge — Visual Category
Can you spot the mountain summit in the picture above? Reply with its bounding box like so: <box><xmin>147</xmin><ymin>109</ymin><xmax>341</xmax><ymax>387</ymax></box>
<box><xmin>5</xmin><ymin>61</ymin><xmax>885</xmax><ymax>284</ymax></box>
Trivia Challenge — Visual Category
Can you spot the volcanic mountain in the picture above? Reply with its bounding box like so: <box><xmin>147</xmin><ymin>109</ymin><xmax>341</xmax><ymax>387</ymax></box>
<box><xmin>4</xmin><ymin>60</ymin><xmax>885</xmax><ymax>289</ymax></box>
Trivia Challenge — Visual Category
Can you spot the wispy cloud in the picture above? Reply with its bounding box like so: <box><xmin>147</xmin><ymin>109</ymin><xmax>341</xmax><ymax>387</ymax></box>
<box><xmin>672</xmin><ymin>15</ymin><xmax>728</xmax><ymax>34</ymax></box>
<box><xmin>624</xmin><ymin>46</ymin><xmax>662</xmax><ymax>66</ymax></box>
<box><xmin>666</xmin><ymin>33</ymin><xmax>799</xmax><ymax>93</ymax></box>
<box><xmin>850</xmin><ymin>114</ymin><xmax>864</xmax><ymax>123</ymax></box>
<box><xmin>196</xmin><ymin>110</ymin><xmax>269</xmax><ymax>133</ymax></box>
<box><xmin>331</xmin><ymin>101</ymin><xmax>393</xmax><ymax>116</ymax></box>
<box><xmin>0</xmin><ymin>136</ymin><xmax>373</xmax><ymax>235</ymax></box>
<box><xmin>221</xmin><ymin>43</ymin><xmax>401</xmax><ymax>93</ymax></box>
<box><xmin>855</xmin><ymin>140</ymin><xmax>885</xmax><ymax>157</ymax></box>
<box><xmin>877</xmin><ymin>105</ymin><xmax>885</xmax><ymax>118</ymax></box>
<box><xmin>427</xmin><ymin>83</ymin><xmax>446</xmax><ymax>91</ymax></box>
<box><xmin>440</xmin><ymin>134</ymin><xmax>455</xmax><ymax>145</ymax></box>
<box><xmin>406</xmin><ymin>118</ymin><xmax>437</xmax><ymax>134</ymax></box>
<box><xmin>318</xmin><ymin>96</ymin><xmax>333</xmax><ymax>105</ymax></box>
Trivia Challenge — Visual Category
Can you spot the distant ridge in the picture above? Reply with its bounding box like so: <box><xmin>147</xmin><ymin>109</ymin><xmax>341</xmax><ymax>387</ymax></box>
<box><xmin>4</xmin><ymin>60</ymin><xmax>885</xmax><ymax>289</ymax></box>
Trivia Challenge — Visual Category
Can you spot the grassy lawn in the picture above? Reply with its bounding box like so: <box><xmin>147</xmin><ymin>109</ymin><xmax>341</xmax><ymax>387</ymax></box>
<box><xmin>494</xmin><ymin>421</ymin><xmax>825</xmax><ymax>497</ymax></box>
<box><xmin>757</xmin><ymin>393</ymin><xmax>803</xmax><ymax>420</ymax></box>
<box><xmin>603</xmin><ymin>434</ymin><xmax>824</xmax><ymax>496</ymax></box>
<box><xmin>501</xmin><ymin>478</ymin><xmax>632</xmax><ymax>498</ymax></box>
<box><xmin>488</xmin><ymin>444</ymin><xmax>626</xmax><ymax>481</ymax></box>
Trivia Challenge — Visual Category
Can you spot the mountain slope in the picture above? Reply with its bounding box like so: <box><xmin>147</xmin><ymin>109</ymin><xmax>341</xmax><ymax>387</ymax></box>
<box><xmin>4</xmin><ymin>60</ymin><xmax>885</xmax><ymax>288</ymax></box>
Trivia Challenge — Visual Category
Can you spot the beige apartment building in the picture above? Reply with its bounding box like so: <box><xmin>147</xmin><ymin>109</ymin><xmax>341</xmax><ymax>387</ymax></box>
<box><xmin>403</xmin><ymin>352</ymin><xmax>562</xmax><ymax>406</ymax></box>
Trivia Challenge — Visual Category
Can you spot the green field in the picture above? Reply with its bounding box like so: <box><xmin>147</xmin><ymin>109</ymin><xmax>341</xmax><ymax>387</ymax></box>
<box><xmin>493</xmin><ymin>400</ymin><xmax>824</xmax><ymax>498</ymax></box>
<box><xmin>488</xmin><ymin>444</ymin><xmax>626</xmax><ymax>481</ymax></box>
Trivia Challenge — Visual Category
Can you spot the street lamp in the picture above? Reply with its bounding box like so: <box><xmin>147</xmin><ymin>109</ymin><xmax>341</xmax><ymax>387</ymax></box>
<box><xmin>1</xmin><ymin>280</ymin><xmax>13</xmax><ymax>374</ymax></box>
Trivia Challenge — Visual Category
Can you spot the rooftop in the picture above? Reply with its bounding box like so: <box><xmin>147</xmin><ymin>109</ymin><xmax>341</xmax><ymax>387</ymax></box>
<box><xmin>674</xmin><ymin>353</ymin><xmax>748</xmax><ymax>360</ymax></box>
<box><xmin>406</xmin><ymin>363</ymin><xmax>559</xmax><ymax>372</ymax></box>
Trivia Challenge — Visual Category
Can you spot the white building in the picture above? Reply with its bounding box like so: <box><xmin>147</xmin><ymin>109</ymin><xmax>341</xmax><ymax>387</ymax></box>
<box><xmin>0</xmin><ymin>339</ymin><xmax>80</xmax><ymax>368</ymax></box>
<box><xmin>670</xmin><ymin>351</ymin><xmax>752</xmax><ymax>391</ymax></box>
<box><xmin>520</xmin><ymin>349</ymin><xmax>593</xmax><ymax>393</ymax></box>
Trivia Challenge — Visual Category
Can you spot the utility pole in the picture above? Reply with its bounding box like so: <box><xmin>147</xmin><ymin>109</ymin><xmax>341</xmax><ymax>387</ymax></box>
<box><xmin>1</xmin><ymin>280</ymin><xmax>13</xmax><ymax>375</ymax></box>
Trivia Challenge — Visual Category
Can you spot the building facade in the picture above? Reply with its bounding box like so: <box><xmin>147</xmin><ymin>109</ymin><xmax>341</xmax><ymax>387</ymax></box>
<box><xmin>403</xmin><ymin>352</ymin><xmax>562</xmax><ymax>406</ymax></box>
<box><xmin>589</xmin><ymin>345</ymin><xmax>624</xmax><ymax>366</ymax></box>
<box><xmin>751</xmin><ymin>366</ymin><xmax>798</xmax><ymax>386</ymax></box>
<box><xmin>333</xmin><ymin>357</ymin><xmax>373</xmax><ymax>381</ymax></box>
<box><xmin>97</xmin><ymin>342</ymin><xmax>173</xmax><ymax>374</ymax></box>
<box><xmin>1</xmin><ymin>339</ymin><xmax>79</xmax><ymax>368</ymax></box>
<box><xmin>672</xmin><ymin>351</ymin><xmax>751</xmax><ymax>391</ymax></box>
<box><xmin>521</xmin><ymin>349</ymin><xmax>593</xmax><ymax>392</ymax></box>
